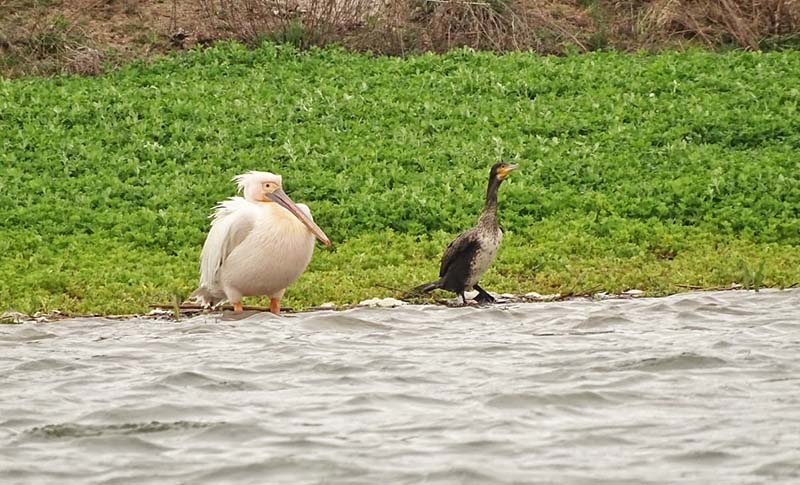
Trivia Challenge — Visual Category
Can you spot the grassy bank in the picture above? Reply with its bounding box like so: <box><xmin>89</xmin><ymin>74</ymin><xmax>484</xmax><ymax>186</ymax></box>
<box><xmin>2</xmin><ymin>43</ymin><xmax>799</xmax><ymax>315</ymax></box>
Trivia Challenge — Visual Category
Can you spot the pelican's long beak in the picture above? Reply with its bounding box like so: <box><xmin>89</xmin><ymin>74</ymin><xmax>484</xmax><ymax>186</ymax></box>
<box><xmin>498</xmin><ymin>164</ymin><xmax>519</xmax><ymax>179</ymax></box>
<box><xmin>267</xmin><ymin>189</ymin><xmax>331</xmax><ymax>247</ymax></box>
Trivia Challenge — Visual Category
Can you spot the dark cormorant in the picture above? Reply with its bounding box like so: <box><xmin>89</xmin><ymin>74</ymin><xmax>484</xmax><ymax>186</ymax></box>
<box><xmin>411</xmin><ymin>162</ymin><xmax>518</xmax><ymax>305</ymax></box>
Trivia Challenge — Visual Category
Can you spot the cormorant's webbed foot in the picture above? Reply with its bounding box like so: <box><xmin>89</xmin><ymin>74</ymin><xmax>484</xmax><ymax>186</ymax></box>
<box><xmin>474</xmin><ymin>284</ymin><xmax>496</xmax><ymax>304</ymax></box>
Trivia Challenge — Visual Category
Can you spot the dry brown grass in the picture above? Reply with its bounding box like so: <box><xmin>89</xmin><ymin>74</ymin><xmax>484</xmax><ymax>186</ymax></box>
<box><xmin>193</xmin><ymin>0</ymin><xmax>800</xmax><ymax>54</ymax></box>
<box><xmin>2</xmin><ymin>0</ymin><xmax>799</xmax><ymax>77</ymax></box>
<box><xmin>0</xmin><ymin>0</ymin><xmax>208</xmax><ymax>77</ymax></box>
<box><xmin>611</xmin><ymin>0</ymin><xmax>800</xmax><ymax>50</ymax></box>
<box><xmin>194</xmin><ymin>0</ymin><xmax>594</xmax><ymax>54</ymax></box>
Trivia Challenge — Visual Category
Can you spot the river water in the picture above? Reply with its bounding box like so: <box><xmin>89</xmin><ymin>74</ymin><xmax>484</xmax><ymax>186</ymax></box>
<box><xmin>1</xmin><ymin>289</ymin><xmax>799</xmax><ymax>484</ymax></box>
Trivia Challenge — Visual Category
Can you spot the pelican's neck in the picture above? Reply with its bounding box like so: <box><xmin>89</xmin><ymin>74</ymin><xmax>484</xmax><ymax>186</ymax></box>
<box><xmin>261</xmin><ymin>202</ymin><xmax>309</xmax><ymax>236</ymax></box>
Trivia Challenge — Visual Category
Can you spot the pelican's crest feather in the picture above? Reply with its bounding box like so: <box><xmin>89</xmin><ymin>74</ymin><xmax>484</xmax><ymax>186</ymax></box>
<box><xmin>233</xmin><ymin>171</ymin><xmax>282</xmax><ymax>194</ymax></box>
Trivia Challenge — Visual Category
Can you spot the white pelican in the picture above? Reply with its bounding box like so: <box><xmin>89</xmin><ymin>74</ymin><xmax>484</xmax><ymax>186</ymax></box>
<box><xmin>190</xmin><ymin>171</ymin><xmax>330</xmax><ymax>314</ymax></box>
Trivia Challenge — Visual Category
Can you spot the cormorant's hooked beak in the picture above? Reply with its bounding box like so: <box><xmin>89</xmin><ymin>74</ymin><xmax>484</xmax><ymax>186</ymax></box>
<box><xmin>498</xmin><ymin>163</ymin><xmax>519</xmax><ymax>180</ymax></box>
<box><xmin>267</xmin><ymin>189</ymin><xmax>331</xmax><ymax>247</ymax></box>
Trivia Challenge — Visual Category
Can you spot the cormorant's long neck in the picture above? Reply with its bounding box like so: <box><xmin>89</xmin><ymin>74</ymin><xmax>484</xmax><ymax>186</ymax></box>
<box><xmin>479</xmin><ymin>176</ymin><xmax>501</xmax><ymax>227</ymax></box>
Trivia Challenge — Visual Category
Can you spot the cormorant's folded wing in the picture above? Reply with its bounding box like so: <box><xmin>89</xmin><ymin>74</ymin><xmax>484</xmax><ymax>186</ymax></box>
<box><xmin>438</xmin><ymin>230</ymin><xmax>479</xmax><ymax>278</ymax></box>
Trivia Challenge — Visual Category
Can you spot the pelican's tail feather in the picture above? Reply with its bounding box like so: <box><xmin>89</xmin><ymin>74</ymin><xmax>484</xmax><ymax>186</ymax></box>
<box><xmin>187</xmin><ymin>286</ymin><xmax>226</xmax><ymax>308</ymax></box>
<box><xmin>403</xmin><ymin>280</ymin><xmax>442</xmax><ymax>300</ymax></box>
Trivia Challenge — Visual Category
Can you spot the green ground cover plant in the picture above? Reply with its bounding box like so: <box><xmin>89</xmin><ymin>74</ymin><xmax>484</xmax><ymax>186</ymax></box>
<box><xmin>2</xmin><ymin>43</ymin><xmax>799</xmax><ymax>315</ymax></box>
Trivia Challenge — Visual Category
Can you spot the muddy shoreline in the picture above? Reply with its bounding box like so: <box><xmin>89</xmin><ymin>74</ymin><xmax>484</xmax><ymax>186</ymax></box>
<box><xmin>2</xmin><ymin>283</ymin><xmax>766</xmax><ymax>324</ymax></box>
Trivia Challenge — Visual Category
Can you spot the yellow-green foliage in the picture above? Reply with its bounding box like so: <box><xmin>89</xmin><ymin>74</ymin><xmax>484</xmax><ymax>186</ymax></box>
<box><xmin>2</xmin><ymin>43</ymin><xmax>799</xmax><ymax>314</ymax></box>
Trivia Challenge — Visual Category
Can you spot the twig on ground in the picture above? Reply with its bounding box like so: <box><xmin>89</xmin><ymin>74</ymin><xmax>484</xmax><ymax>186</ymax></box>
<box><xmin>150</xmin><ymin>303</ymin><xmax>293</xmax><ymax>312</ymax></box>
<box><xmin>426</xmin><ymin>0</ymin><xmax>491</xmax><ymax>6</ymax></box>
<box><xmin>374</xmin><ymin>283</ymin><xmax>407</xmax><ymax>294</ymax></box>
<box><xmin>676</xmin><ymin>284</ymin><xmax>742</xmax><ymax>291</ymax></box>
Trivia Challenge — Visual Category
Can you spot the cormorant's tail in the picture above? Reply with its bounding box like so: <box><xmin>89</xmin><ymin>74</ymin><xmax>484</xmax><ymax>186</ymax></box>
<box><xmin>403</xmin><ymin>280</ymin><xmax>442</xmax><ymax>300</ymax></box>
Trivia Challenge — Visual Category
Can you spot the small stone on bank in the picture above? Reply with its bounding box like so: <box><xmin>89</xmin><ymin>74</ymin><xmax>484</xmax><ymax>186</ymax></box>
<box><xmin>1</xmin><ymin>311</ymin><xmax>28</xmax><ymax>324</ymax></box>
<box><xmin>523</xmin><ymin>292</ymin><xmax>561</xmax><ymax>301</ymax></box>
<box><xmin>358</xmin><ymin>297</ymin><xmax>408</xmax><ymax>308</ymax></box>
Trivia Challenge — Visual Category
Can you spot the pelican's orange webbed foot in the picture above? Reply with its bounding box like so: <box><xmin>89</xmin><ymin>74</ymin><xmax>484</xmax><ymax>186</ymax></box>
<box><xmin>233</xmin><ymin>302</ymin><xmax>243</xmax><ymax>313</ymax></box>
<box><xmin>270</xmin><ymin>298</ymin><xmax>280</xmax><ymax>315</ymax></box>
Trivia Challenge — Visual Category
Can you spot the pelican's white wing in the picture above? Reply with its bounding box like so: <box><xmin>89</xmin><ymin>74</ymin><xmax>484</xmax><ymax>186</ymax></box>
<box><xmin>295</xmin><ymin>203</ymin><xmax>314</xmax><ymax>221</ymax></box>
<box><xmin>199</xmin><ymin>197</ymin><xmax>259</xmax><ymax>288</ymax></box>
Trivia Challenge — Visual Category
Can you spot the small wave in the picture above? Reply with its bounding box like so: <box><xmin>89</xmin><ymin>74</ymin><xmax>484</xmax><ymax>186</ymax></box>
<box><xmin>453</xmin><ymin>438</ymin><xmax>513</xmax><ymax>450</ymax></box>
<box><xmin>74</xmin><ymin>434</ymin><xmax>170</xmax><ymax>453</ymax></box>
<box><xmin>155</xmin><ymin>370</ymin><xmax>259</xmax><ymax>391</ymax></box>
<box><xmin>25</xmin><ymin>420</ymin><xmax>219</xmax><ymax>440</ymax></box>
<box><xmin>754</xmin><ymin>459</ymin><xmax>800</xmax><ymax>478</ymax></box>
<box><xmin>158</xmin><ymin>370</ymin><xmax>221</xmax><ymax>387</ymax></box>
<box><xmin>0</xmin><ymin>328</ymin><xmax>57</xmax><ymax>342</ymax></box>
<box><xmin>487</xmin><ymin>391</ymin><xmax>614</xmax><ymax>409</ymax></box>
<box><xmin>575</xmin><ymin>314</ymin><xmax>634</xmax><ymax>329</ymax></box>
<box><xmin>553</xmin><ymin>433</ymin><xmax>636</xmax><ymax>447</ymax></box>
<box><xmin>13</xmin><ymin>358</ymin><xmax>87</xmax><ymax>372</ymax></box>
<box><xmin>299</xmin><ymin>314</ymin><xmax>393</xmax><ymax>332</ymax></box>
<box><xmin>79</xmin><ymin>403</ymin><xmax>221</xmax><ymax>422</ymax></box>
<box><xmin>666</xmin><ymin>449</ymin><xmax>738</xmax><ymax>464</ymax></box>
<box><xmin>309</xmin><ymin>361</ymin><xmax>368</xmax><ymax>375</ymax></box>
<box><xmin>621</xmin><ymin>353</ymin><xmax>728</xmax><ymax>371</ymax></box>
<box><xmin>412</xmin><ymin>466</ymin><xmax>505</xmax><ymax>484</ymax></box>
<box><xmin>178</xmin><ymin>326</ymin><xmax>223</xmax><ymax>335</ymax></box>
<box><xmin>344</xmin><ymin>392</ymin><xmax>455</xmax><ymax>408</ymax></box>
<box><xmin>191</xmin><ymin>457</ymin><xmax>367</xmax><ymax>484</ymax></box>
<box><xmin>191</xmin><ymin>422</ymin><xmax>274</xmax><ymax>443</ymax></box>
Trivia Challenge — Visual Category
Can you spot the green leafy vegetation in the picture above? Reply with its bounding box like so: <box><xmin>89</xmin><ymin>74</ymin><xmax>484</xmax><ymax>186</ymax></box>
<box><xmin>2</xmin><ymin>43</ymin><xmax>799</xmax><ymax>315</ymax></box>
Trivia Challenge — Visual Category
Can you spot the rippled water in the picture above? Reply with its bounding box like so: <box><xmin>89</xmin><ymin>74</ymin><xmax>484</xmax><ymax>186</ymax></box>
<box><xmin>2</xmin><ymin>289</ymin><xmax>800</xmax><ymax>484</ymax></box>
